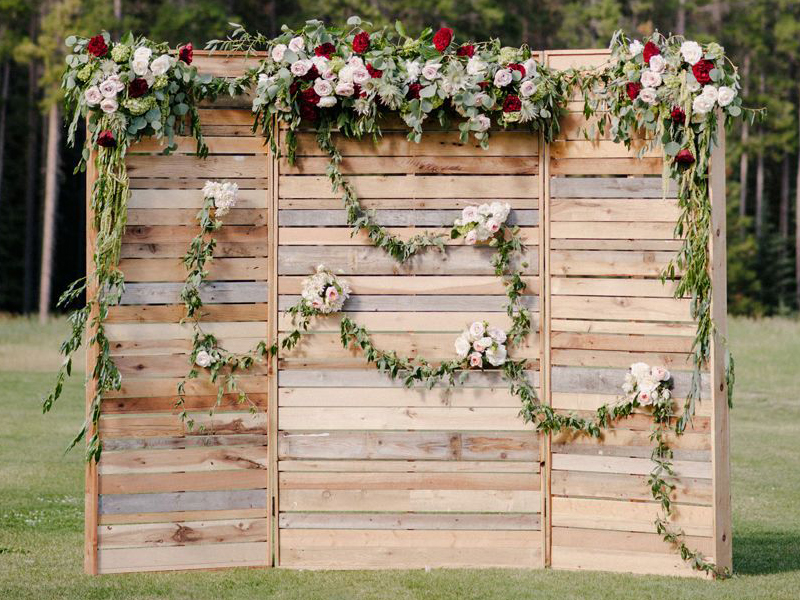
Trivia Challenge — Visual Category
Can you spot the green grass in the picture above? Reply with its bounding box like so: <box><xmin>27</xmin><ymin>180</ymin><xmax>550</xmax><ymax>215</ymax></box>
<box><xmin>0</xmin><ymin>316</ymin><xmax>798</xmax><ymax>599</ymax></box>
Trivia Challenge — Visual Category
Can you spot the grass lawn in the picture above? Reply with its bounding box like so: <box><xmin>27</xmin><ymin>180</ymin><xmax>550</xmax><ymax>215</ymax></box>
<box><xmin>0</xmin><ymin>315</ymin><xmax>798</xmax><ymax>599</ymax></box>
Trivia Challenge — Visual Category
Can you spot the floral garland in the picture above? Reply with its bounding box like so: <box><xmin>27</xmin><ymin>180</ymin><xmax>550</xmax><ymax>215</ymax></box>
<box><xmin>44</xmin><ymin>33</ymin><xmax>230</xmax><ymax>461</ymax></box>
<box><xmin>209</xmin><ymin>18</ymin><xmax>568</xmax><ymax>263</ymax></box>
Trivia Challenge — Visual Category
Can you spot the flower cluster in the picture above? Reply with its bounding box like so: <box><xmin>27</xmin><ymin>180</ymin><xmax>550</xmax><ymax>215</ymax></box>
<box><xmin>232</xmin><ymin>18</ymin><xmax>567</xmax><ymax>150</ymax></box>
<box><xmin>63</xmin><ymin>32</ymin><xmax>224</xmax><ymax>155</ymax></box>
<box><xmin>451</xmin><ymin>201</ymin><xmax>511</xmax><ymax>244</ymax></box>
<box><xmin>201</xmin><ymin>180</ymin><xmax>239</xmax><ymax>217</ymax></box>
<box><xmin>300</xmin><ymin>265</ymin><xmax>351</xmax><ymax>314</ymax></box>
<box><xmin>454</xmin><ymin>321</ymin><xmax>508</xmax><ymax>367</ymax></box>
<box><xmin>195</xmin><ymin>347</ymin><xmax>217</xmax><ymax>368</ymax></box>
<box><xmin>622</xmin><ymin>362</ymin><xmax>673</xmax><ymax>405</ymax></box>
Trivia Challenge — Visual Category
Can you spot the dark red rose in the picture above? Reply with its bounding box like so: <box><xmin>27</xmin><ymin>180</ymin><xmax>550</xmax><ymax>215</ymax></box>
<box><xmin>643</xmin><ymin>41</ymin><xmax>660</xmax><ymax>65</ymax></box>
<box><xmin>366</xmin><ymin>63</ymin><xmax>383</xmax><ymax>78</ymax></box>
<box><xmin>457</xmin><ymin>44</ymin><xmax>475</xmax><ymax>57</ymax></box>
<box><xmin>289</xmin><ymin>81</ymin><xmax>300</xmax><ymax>97</ymax></box>
<box><xmin>433</xmin><ymin>27</ymin><xmax>454</xmax><ymax>53</ymax></box>
<box><xmin>407</xmin><ymin>83</ymin><xmax>422</xmax><ymax>99</ymax></box>
<box><xmin>675</xmin><ymin>148</ymin><xmax>695</xmax><ymax>165</ymax></box>
<box><xmin>503</xmin><ymin>94</ymin><xmax>521</xmax><ymax>113</ymax></box>
<box><xmin>626</xmin><ymin>82</ymin><xmax>642</xmax><ymax>101</ymax></box>
<box><xmin>352</xmin><ymin>31</ymin><xmax>370</xmax><ymax>54</ymax></box>
<box><xmin>299</xmin><ymin>103</ymin><xmax>318</xmax><ymax>122</ymax></box>
<box><xmin>478</xmin><ymin>81</ymin><xmax>491</xmax><ymax>90</ymax></box>
<box><xmin>301</xmin><ymin>65</ymin><xmax>319</xmax><ymax>82</ymax></box>
<box><xmin>128</xmin><ymin>78</ymin><xmax>149</xmax><ymax>98</ymax></box>
<box><xmin>179</xmin><ymin>43</ymin><xmax>193</xmax><ymax>64</ymax></box>
<box><xmin>692</xmin><ymin>59</ymin><xmax>714</xmax><ymax>85</ymax></box>
<box><xmin>670</xmin><ymin>106</ymin><xmax>686</xmax><ymax>124</ymax></box>
<box><xmin>86</xmin><ymin>35</ymin><xmax>108</xmax><ymax>58</ymax></box>
<box><xmin>97</xmin><ymin>130</ymin><xmax>116</xmax><ymax>148</ymax></box>
<box><xmin>353</xmin><ymin>83</ymin><xmax>366</xmax><ymax>98</ymax></box>
<box><xmin>315</xmin><ymin>42</ymin><xmax>336</xmax><ymax>58</ymax></box>
<box><xmin>508</xmin><ymin>63</ymin><xmax>526</xmax><ymax>78</ymax></box>
<box><xmin>300</xmin><ymin>87</ymin><xmax>320</xmax><ymax>105</ymax></box>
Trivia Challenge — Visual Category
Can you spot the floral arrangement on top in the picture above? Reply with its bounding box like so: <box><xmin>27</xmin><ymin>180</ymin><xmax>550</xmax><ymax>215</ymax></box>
<box><xmin>212</xmin><ymin>17</ymin><xmax>567</xmax><ymax>158</ymax></box>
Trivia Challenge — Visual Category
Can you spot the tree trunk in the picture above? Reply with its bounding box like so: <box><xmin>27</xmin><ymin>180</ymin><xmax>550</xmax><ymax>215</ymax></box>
<box><xmin>0</xmin><ymin>61</ymin><xmax>10</xmax><ymax>213</ymax></box>
<box><xmin>795</xmin><ymin>95</ymin><xmax>800</xmax><ymax>309</ymax></box>
<box><xmin>739</xmin><ymin>54</ymin><xmax>750</xmax><ymax>222</ymax></box>
<box><xmin>38</xmin><ymin>105</ymin><xmax>60</xmax><ymax>323</ymax></box>
<box><xmin>754</xmin><ymin>72</ymin><xmax>765</xmax><ymax>239</ymax></box>
<box><xmin>23</xmin><ymin>62</ymin><xmax>40</xmax><ymax>313</ymax></box>
<box><xmin>780</xmin><ymin>154</ymin><xmax>790</xmax><ymax>240</ymax></box>
<box><xmin>676</xmin><ymin>0</ymin><xmax>686</xmax><ymax>35</ymax></box>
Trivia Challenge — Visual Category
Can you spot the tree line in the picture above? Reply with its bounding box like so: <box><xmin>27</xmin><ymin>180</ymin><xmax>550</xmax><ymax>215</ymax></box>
<box><xmin>0</xmin><ymin>0</ymin><xmax>795</xmax><ymax>317</ymax></box>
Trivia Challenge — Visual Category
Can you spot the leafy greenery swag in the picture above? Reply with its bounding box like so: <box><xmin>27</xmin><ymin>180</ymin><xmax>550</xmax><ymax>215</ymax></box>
<box><xmin>47</xmin><ymin>22</ymin><xmax>760</xmax><ymax>578</ymax></box>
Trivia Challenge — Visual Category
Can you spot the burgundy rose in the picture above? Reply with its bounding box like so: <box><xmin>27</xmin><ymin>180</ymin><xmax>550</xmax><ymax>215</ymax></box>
<box><xmin>301</xmin><ymin>65</ymin><xmax>319</xmax><ymax>82</ymax></box>
<box><xmin>626</xmin><ymin>82</ymin><xmax>642</xmax><ymax>101</ymax></box>
<box><xmin>478</xmin><ymin>81</ymin><xmax>491</xmax><ymax>90</ymax></box>
<box><xmin>508</xmin><ymin>63</ymin><xmax>526</xmax><ymax>78</ymax></box>
<box><xmin>353</xmin><ymin>83</ymin><xmax>366</xmax><ymax>98</ymax></box>
<box><xmin>503</xmin><ymin>94</ymin><xmax>521</xmax><ymax>113</ymax></box>
<box><xmin>128</xmin><ymin>78</ymin><xmax>149</xmax><ymax>98</ymax></box>
<box><xmin>315</xmin><ymin>42</ymin><xmax>336</xmax><ymax>59</ymax></box>
<box><xmin>643</xmin><ymin>41</ymin><xmax>660</xmax><ymax>65</ymax></box>
<box><xmin>670</xmin><ymin>106</ymin><xmax>686</xmax><ymax>124</ymax></box>
<box><xmin>433</xmin><ymin>27</ymin><xmax>454</xmax><ymax>53</ymax></box>
<box><xmin>366</xmin><ymin>63</ymin><xmax>383</xmax><ymax>79</ymax></box>
<box><xmin>457</xmin><ymin>44</ymin><xmax>475</xmax><ymax>57</ymax></box>
<box><xmin>352</xmin><ymin>31</ymin><xmax>370</xmax><ymax>54</ymax></box>
<box><xmin>300</xmin><ymin>87</ymin><xmax>320</xmax><ymax>105</ymax></box>
<box><xmin>299</xmin><ymin>103</ymin><xmax>318</xmax><ymax>122</ymax></box>
<box><xmin>289</xmin><ymin>81</ymin><xmax>300</xmax><ymax>97</ymax></box>
<box><xmin>407</xmin><ymin>83</ymin><xmax>422</xmax><ymax>99</ymax></box>
<box><xmin>97</xmin><ymin>130</ymin><xmax>116</xmax><ymax>148</ymax></box>
<box><xmin>675</xmin><ymin>148</ymin><xmax>695</xmax><ymax>165</ymax></box>
<box><xmin>692</xmin><ymin>59</ymin><xmax>714</xmax><ymax>85</ymax></box>
<box><xmin>87</xmin><ymin>35</ymin><xmax>108</xmax><ymax>58</ymax></box>
<box><xmin>179</xmin><ymin>43</ymin><xmax>193</xmax><ymax>64</ymax></box>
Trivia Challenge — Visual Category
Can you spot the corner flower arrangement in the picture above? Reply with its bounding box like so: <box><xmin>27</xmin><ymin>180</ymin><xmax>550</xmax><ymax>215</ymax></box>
<box><xmin>455</xmin><ymin>320</ymin><xmax>508</xmax><ymax>367</ymax></box>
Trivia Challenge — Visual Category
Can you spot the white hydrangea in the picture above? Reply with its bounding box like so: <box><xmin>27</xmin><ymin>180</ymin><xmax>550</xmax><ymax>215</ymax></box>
<box><xmin>202</xmin><ymin>180</ymin><xmax>239</xmax><ymax>216</ymax></box>
<box><xmin>680</xmin><ymin>40</ymin><xmax>704</xmax><ymax>65</ymax></box>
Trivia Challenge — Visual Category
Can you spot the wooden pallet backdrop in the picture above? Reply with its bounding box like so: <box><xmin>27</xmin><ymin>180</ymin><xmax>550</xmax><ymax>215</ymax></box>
<box><xmin>83</xmin><ymin>50</ymin><xmax>730</xmax><ymax>576</ymax></box>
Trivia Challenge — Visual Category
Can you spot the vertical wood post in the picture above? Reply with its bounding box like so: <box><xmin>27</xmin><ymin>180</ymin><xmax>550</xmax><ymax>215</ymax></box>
<box><xmin>268</xmin><ymin>118</ymin><xmax>280</xmax><ymax>567</ymax></box>
<box><xmin>84</xmin><ymin>148</ymin><xmax>99</xmax><ymax>575</ymax></box>
<box><xmin>709</xmin><ymin>117</ymin><xmax>732</xmax><ymax>572</ymax></box>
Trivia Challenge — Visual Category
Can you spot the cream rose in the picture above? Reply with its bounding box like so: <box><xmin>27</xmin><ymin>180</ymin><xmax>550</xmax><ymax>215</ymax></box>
<box><xmin>290</xmin><ymin>60</ymin><xmax>311</xmax><ymax>76</ymax></box>
<box><xmin>493</xmin><ymin>68</ymin><xmax>512</xmax><ymax>87</ymax></box>
<box><xmin>335</xmin><ymin>81</ymin><xmax>354</xmax><ymax>96</ymax></box>
<box><xmin>318</xmin><ymin>95</ymin><xmax>337</xmax><ymax>108</ymax></box>
<box><xmin>195</xmin><ymin>350</ymin><xmax>213</xmax><ymax>368</ymax></box>
<box><xmin>271</xmin><ymin>43</ymin><xmax>287</xmax><ymax>62</ymax></box>
<box><xmin>639</xmin><ymin>87</ymin><xmax>658</xmax><ymax>105</ymax></box>
<box><xmin>288</xmin><ymin>36</ymin><xmax>305</xmax><ymax>53</ymax></box>
<box><xmin>648</xmin><ymin>54</ymin><xmax>666</xmax><ymax>73</ymax></box>
<box><xmin>99</xmin><ymin>97</ymin><xmax>118</xmax><ymax>114</ymax></box>
<box><xmin>680</xmin><ymin>41</ymin><xmax>703</xmax><ymax>65</ymax></box>
<box><xmin>466</xmin><ymin>57</ymin><xmax>487</xmax><ymax>75</ymax></box>
<box><xmin>421</xmin><ymin>63</ymin><xmax>442</xmax><ymax>80</ymax></box>
<box><xmin>455</xmin><ymin>335</ymin><xmax>471</xmax><ymax>358</ymax></box>
<box><xmin>717</xmin><ymin>86</ymin><xmax>737</xmax><ymax>107</ymax></box>
<box><xmin>84</xmin><ymin>86</ymin><xmax>102</xmax><ymax>106</ymax></box>
<box><xmin>149</xmin><ymin>54</ymin><xmax>172</xmax><ymax>76</ymax></box>
<box><xmin>520</xmin><ymin>80</ymin><xmax>536</xmax><ymax>97</ymax></box>
<box><xmin>629</xmin><ymin>40</ymin><xmax>644</xmax><ymax>56</ymax></box>
<box><xmin>640</xmin><ymin>70</ymin><xmax>662</xmax><ymax>88</ymax></box>
<box><xmin>692</xmin><ymin>94</ymin><xmax>714</xmax><ymax>115</ymax></box>
<box><xmin>313</xmin><ymin>78</ymin><xmax>333</xmax><ymax>96</ymax></box>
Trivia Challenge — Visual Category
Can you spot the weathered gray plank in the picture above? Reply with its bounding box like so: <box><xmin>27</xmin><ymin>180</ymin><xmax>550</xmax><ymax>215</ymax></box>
<box><xmin>102</xmin><ymin>434</ymin><xmax>268</xmax><ymax>452</ymax></box>
<box><xmin>278</xmin><ymin>209</ymin><xmax>538</xmax><ymax>227</ymax></box>
<box><xmin>279</xmin><ymin>369</ymin><xmax>539</xmax><ymax>388</ymax></box>
<box><xmin>120</xmin><ymin>282</ymin><xmax>268</xmax><ymax>305</ymax></box>
<box><xmin>552</xmin><ymin>442</ymin><xmax>710</xmax><ymax>462</ymax></box>
<box><xmin>98</xmin><ymin>489</ymin><xmax>267</xmax><ymax>515</ymax></box>
<box><xmin>279</xmin><ymin>512</ymin><xmax>540</xmax><ymax>530</ymax></box>
<box><xmin>551</xmin><ymin>366</ymin><xmax>709</xmax><ymax>398</ymax></box>
<box><xmin>277</xmin><ymin>294</ymin><xmax>537</xmax><ymax>312</ymax></box>
<box><xmin>551</xmin><ymin>177</ymin><xmax>676</xmax><ymax>198</ymax></box>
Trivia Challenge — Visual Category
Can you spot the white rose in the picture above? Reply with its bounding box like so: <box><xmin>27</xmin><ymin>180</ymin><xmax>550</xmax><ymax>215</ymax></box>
<box><xmin>485</xmin><ymin>218</ymin><xmax>501</xmax><ymax>233</ymax></box>
<box><xmin>464</xmin><ymin>229</ymin><xmax>478</xmax><ymax>245</ymax></box>
<box><xmin>468</xmin><ymin>352</ymin><xmax>483</xmax><ymax>368</ymax></box>
<box><xmin>639</xmin><ymin>87</ymin><xmax>658</xmax><ymax>105</ymax></box>
<box><xmin>640</xmin><ymin>70</ymin><xmax>662</xmax><ymax>88</ymax></box>
<box><xmin>312</xmin><ymin>56</ymin><xmax>328</xmax><ymax>71</ymax></box>
<box><xmin>290</xmin><ymin>60</ymin><xmax>311</xmax><ymax>76</ymax></box>
<box><xmin>317</xmin><ymin>95</ymin><xmax>337</xmax><ymax>108</ymax></box>
<box><xmin>473</xmin><ymin>336</ymin><xmax>493</xmax><ymax>353</ymax></box>
<box><xmin>630</xmin><ymin>362</ymin><xmax>651</xmax><ymax>380</ymax></box>
<box><xmin>717</xmin><ymin>86</ymin><xmax>736</xmax><ymax>107</ymax></box>
<box><xmin>622</xmin><ymin>381</ymin><xmax>635</xmax><ymax>394</ymax></box>
<box><xmin>98</xmin><ymin>78</ymin><xmax>119</xmax><ymax>98</ymax></box>
<box><xmin>469</xmin><ymin>321</ymin><xmax>486</xmax><ymax>339</ymax></box>
<box><xmin>257</xmin><ymin>73</ymin><xmax>274</xmax><ymax>86</ymax></box>
<box><xmin>149</xmin><ymin>54</ymin><xmax>172</xmax><ymax>76</ymax></box>
<box><xmin>493</xmin><ymin>68</ymin><xmax>512</xmax><ymax>87</ymax></box>
<box><xmin>487</xmin><ymin>326</ymin><xmax>507</xmax><ymax>343</ymax></box>
<box><xmin>314</xmin><ymin>78</ymin><xmax>333</xmax><ymax>96</ymax></box>
<box><xmin>404</xmin><ymin>60</ymin><xmax>422</xmax><ymax>82</ymax></box>
<box><xmin>454</xmin><ymin>335</ymin><xmax>471</xmax><ymax>358</ymax></box>
<box><xmin>133</xmin><ymin>46</ymin><xmax>152</xmax><ymax>62</ymax></box>
<box><xmin>84</xmin><ymin>86</ymin><xmax>102</xmax><ymax>106</ymax></box>
<box><xmin>352</xmin><ymin>66</ymin><xmax>370</xmax><ymax>84</ymax></box>
<box><xmin>680</xmin><ymin>40</ymin><xmax>703</xmax><ymax>65</ymax></box>
<box><xmin>629</xmin><ymin>40</ymin><xmax>644</xmax><ymax>56</ymax></box>
<box><xmin>288</xmin><ymin>36</ymin><xmax>305</xmax><ymax>53</ymax></box>
<box><xmin>461</xmin><ymin>206</ymin><xmax>479</xmax><ymax>222</ymax></box>
<box><xmin>520</xmin><ymin>80</ymin><xmax>536</xmax><ymax>98</ymax></box>
<box><xmin>648</xmin><ymin>54</ymin><xmax>666</xmax><ymax>74</ymax></box>
<box><xmin>702</xmin><ymin>85</ymin><xmax>719</xmax><ymax>103</ymax></box>
<box><xmin>421</xmin><ymin>63</ymin><xmax>442</xmax><ymax>80</ymax></box>
<box><xmin>338</xmin><ymin>65</ymin><xmax>354</xmax><ymax>83</ymax></box>
<box><xmin>272</xmin><ymin>43</ymin><xmax>287</xmax><ymax>62</ymax></box>
<box><xmin>195</xmin><ymin>350</ymin><xmax>213</xmax><ymax>368</ymax></box>
<box><xmin>486</xmin><ymin>344</ymin><xmax>507</xmax><ymax>366</ymax></box>
<box><xmin>466</xmin><ymin>57</ymin><xmax>487</xmax><ymax>75</ymax></box>
<box><xmin>692</xmin><ymin>94</ymin><xmax>714</xmax><ymax>115</ymax></box>
<box><xmin>474</xmin><ymin>114</ymin><xmax>491</xmax><ymax>131</ymax></box>
<box><xmin>522</xmin><ymin>58</ymin><xmax>538</xmax><ymax>78</ymax></box>
<box><xmin>100</xmin><ymin>97</ymin><xmax>118</xmax><ymax>114</ymax></box>
<box><xmin>347</xmin><ymin>55</ymin><xmax>364</xmax><ymax>68</ymax></box>
<box><xmin>651</xmin><ymin>366</ymin><xmax>671</xmax><ymax>382</ymax></box>
<box><xmin>131</xmin><ymin>57</ymin><xmax>149</xmax><ymax>76</ymax></box>
<box><xmin>335</xmin><ymin>81</ymin><xmax>354</xmax><ymax>96</ymax></box>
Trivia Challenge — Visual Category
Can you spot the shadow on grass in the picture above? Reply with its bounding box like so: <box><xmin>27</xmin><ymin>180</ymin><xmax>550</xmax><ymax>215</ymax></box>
<box><xmin>734</xmin><ymin>530</ymin><xmax>800</xmax><ymax>575</ymax></box>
